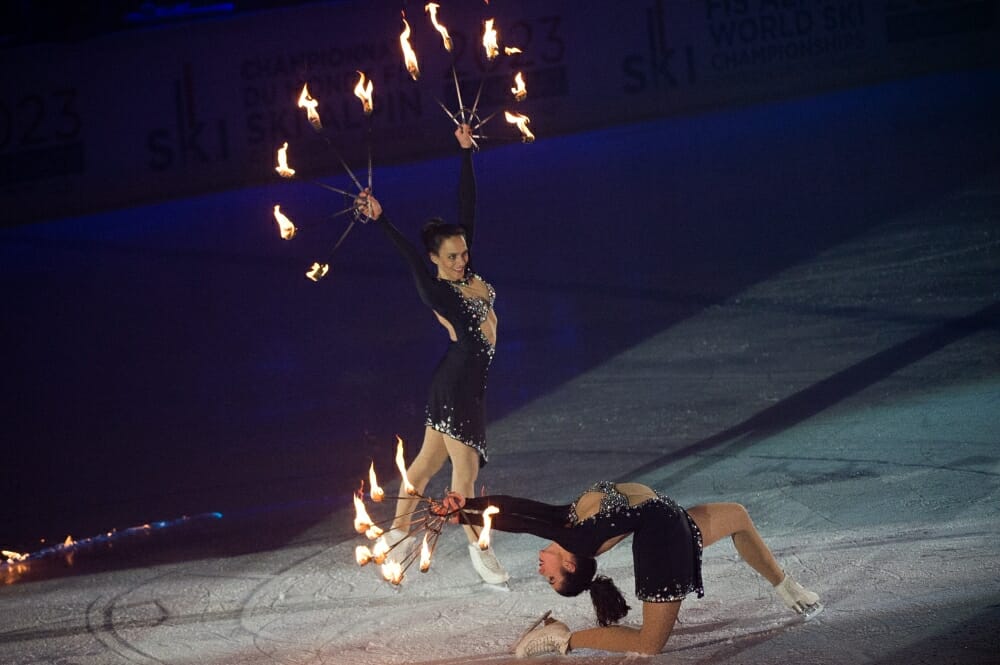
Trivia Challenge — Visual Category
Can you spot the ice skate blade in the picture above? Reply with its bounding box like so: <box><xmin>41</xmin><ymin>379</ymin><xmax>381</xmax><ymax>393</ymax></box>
<box><xmin>482</xmin><ymin>580</ymin><xmax>511</xmax><ymax>592</ymax></box>
<box><xmin>510</xmin><ymin>610</ymin><xmax>552</xmax><ymax>653</ymax></box>
<box><xmin>798</xmin><ymin>602</ymin><xmax>824</xmax><ymax>620</ymax></box>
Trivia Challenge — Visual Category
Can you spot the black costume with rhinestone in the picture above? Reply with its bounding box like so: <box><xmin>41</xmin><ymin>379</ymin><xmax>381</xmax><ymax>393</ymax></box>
<box><xmin>376</xmin><ymin>148</ymin><xmax>495</xmax><ymax>465</ymax></box>
<box><xmin>462</xmin><ymin>481</ymin><xmax>704</xmax><ymax>602</ymax></box>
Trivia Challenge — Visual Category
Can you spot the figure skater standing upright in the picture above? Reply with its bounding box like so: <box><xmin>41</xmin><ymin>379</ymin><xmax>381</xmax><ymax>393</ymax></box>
<box><xmin>356</xmin><ymin>124</ymin><xmax>508</xmax><ymax>584</ymax></box>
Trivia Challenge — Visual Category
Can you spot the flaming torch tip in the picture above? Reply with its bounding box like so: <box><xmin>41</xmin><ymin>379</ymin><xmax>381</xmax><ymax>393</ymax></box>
<box><xmin>354</xmin><ymin>71</ymin><xmax>374</xmax><ymax>115</ymax></box>
<box><xmin>297</xmin><ymin>83</ymin><xmax>322</xmax><ymax>130</ymax></box>
<box><xmin>477</xmin><ymin>505</ymin><xmax>500</xmax><ymax>550</ymax></box>
<box><xmin>400</xmin><ymin>15</ymin><xmax>421</xmax><ymax>81</ymax></box>
<box><xmin>272</xmin><ymin>204</ymin><xmax>297</xmax><ymax>240</ymax></box>
<box><xmin>275</xmin><ymin>142</ymin><xmax>296</xmax><ymax>178</ymax></box>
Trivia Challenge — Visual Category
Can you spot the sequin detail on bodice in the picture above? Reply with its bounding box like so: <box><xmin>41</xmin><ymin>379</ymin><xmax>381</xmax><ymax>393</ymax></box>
<box><xmin>568</xmin><ymin>480</ymin><xmax>685</xmax><ymax>524</ymax></box>
<box><xmin>442</xmin><ymin>272</ymin><xmax>496</xmax><ymax>358</ymax></box>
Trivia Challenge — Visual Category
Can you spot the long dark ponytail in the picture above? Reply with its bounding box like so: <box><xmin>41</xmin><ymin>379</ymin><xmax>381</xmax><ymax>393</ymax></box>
<box><xmin>555</xmin><ymin>555</ymin><xmax>631</xmax><ymax>626</ymax></box>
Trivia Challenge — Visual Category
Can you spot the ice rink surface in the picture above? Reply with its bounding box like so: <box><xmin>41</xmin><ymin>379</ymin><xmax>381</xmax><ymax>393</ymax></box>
<box><xmin>2</xmin><ymin>69</ymin><xmax>999</xmax><ymax>663</ymax></box>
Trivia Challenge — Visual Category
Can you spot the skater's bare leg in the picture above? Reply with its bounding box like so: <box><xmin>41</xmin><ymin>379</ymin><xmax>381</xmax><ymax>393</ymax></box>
<box><xmin>687</xmin><ymin>503</ymin><xmax>784</xmax><ymax>584</ymax></box>
<box><xmin>442</xmin><ymin>434</ymin><xmax>481</xmax><ymax>544</ymax></box>
<box><xmin>569</xmin><ymin>601</ymin><xmax>680</xmax><ymax>655</ymax></box>
<box><xmin>391</xmin><ymin>427</ymin><xmax>448</xmax><ymax>533</ymax></box>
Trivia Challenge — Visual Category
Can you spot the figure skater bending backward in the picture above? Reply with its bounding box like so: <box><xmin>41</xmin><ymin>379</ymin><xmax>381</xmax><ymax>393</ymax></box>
<box><xmin>436</xmin><ymin>480</ymin><xmax>822</xmax><ymax>656</ymax></box>
<box><xmin>356</xmin><ymin>124</ymin><xmax>508</xmax><ymax>585</ymax></box>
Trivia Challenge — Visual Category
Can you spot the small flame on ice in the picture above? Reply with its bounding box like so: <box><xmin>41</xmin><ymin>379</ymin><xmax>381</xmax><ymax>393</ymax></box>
<box><xmin>275</xmin><ymin>142</ymin><xmax>296</xmax><ymax>178</ymax></box>
<box><xmin>272</xmin><ymin>204</ymin><xmax>297</xmax><ymax>240</ymax></box>
<box><xmin>372</xmin><ymin>537</ymin><xmax>390</xmax><ymax>564</ymax></box>
<box><xmin>62</xmin><ymin>535</ymin><xmax>75</xmax><ymax>547</ymax></box>
<box><xmin>369</xmin><ymin>462</ymin><xmax>385</xmax><ymax>502</ymax></box>
<box><xmin>356</xmin><ymin>545</ymin><xmax>373</xmax><ymax>566</ymax></box>
<box><xmin>504</xmin><ymin>111</ymin><xmax>535</xmax><ymax>143</ymax></box>
<box><xmin>425</xmin><ymin>3</ymin><xmax>452</xmax><ymax>52</ymax></box>
<box><xmin>297</xmin><ymin>83</ymin><xmax>322</xmax><ymax>129</ymax></box>
<box><xmin>511</xmin><ymin>72</ymin><xmax>527</xmax><ymax>101</ymax></box>
<box><xmin>382</xmin><ymin>558</ymin><xmax>404</xmax><ymax>585</ymax></box>
<box><xmin>305</xmin><ymin>262</ymin><xmax>329</xmax><ymax>282</ymax></box>
<box><xmin>353</xmin><ymin>492</ymin><xmax>374</xmax><ymax>534</ymax></box>
<box><xmin>482</xmin><ymin>19</ymin><xmax>499</xmax><ymax>61</ymax></box>
<box><xmin>2</xmin><ymin>550</ymin><xmax>28</xmax><ymax>563</ymax></box>
<box><xmin>353</xmin><ymin>71</ymin><xmax>374</xmax><ymax>115</ymax></box>
<box><xmin>395</xmin><ymin>435</ymin><xmax>417</xmax><ymax>496</ymax></box>
<box><xmin>400</xmin><ymin>14</ymin><xmax>421</xmax><ymax>81</ymax></box>
<box><xmin>419</xmin><ymin>533</ymin><xmax>432</xmax><ymax>572</ymax></box>
<box><xmin>477</xmin><ymin>505</ymin><xmax>500</xmax><ymax>550</ymax></box>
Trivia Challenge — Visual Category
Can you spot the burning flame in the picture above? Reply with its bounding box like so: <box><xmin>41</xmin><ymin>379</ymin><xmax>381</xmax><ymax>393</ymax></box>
<box><xmin>400</xmin><ymin>14</ymin><xmax>420</xmax><ymax>81</ymax></box>
<box><xmin>353</xmin><ymin>71</ymin><xmax>374</xmax><ymax>115</ymax></box>
<box><xmin>504</xmin><ymin>111</ymin><xmax>535</xmax><ymax>143</ymax></box>
<box><xmin>369</xmin><ymin>462</ymin><xmax>385</xmax><ymax>502</ymax></box>
<box><xmin>365</xmin><ymin>524</ymin><xmax>384</xmax><ymax>540</ymax></box>
<box><xmin>2</xmin><ymin>550</ymin><xmax>28</xmax><ymax>563</ymax></box>
<box><xmin>305</xmin><ymin>262</ymin><xmax>329</xmax><ymax>282</ymax></box>
<box><xmin>372</xmin><ymin>537</ymin><xmax>390</xmax><ymax>564</ymax></box>
<box><xmin>382</xmin><ymin>558</ymin><xmax>404</xmax><ymax>585</ymax></box>
<box><xmin>504</xmin><ymin>46</ymin><xmax>522</xmax><ymax>55</ymax></box>
<box><xmin>353</xmin><ymin>492</ymin><xmax>374</xmax><ymax>534</ymax></box>
<box><xmin>395</xmin><ymin>435</ymin><xmax>417</xmax><ymax>496</ymax></box>
<box><xmin>419</xmin><ymin>533</ymin><xmax>432</xmax><ymax>572</ymax></box>
<box><xmin>275</xmin><ymin>142</ymin><xmax>296</xmax><ymax>177</ymax></box>
<box><xmin>425</xmin><ymin>3</ymin><xmax>452</xmax><ymax>51</ymax></box>
<box><xmin>297</xmin><ymin>83</ymin><xmax>322</xmax><ymax>129</ymax></box>
<box><xmin>482</xmin><ymin>19</ymin><xmax>499</xmax><ymax>61</ymax></box>
<box><xmin>272</xmin><ymin>204</ymin><xmax>297</xmax><ymax>239</ymax></box>
<box><xmin>511</xmin><ymin>72</ymin><xmax>527</xmax><ymax>101</ymax></box>
<box><xmin>356</xmin><ymin>545</ymin><xmax>373</xmax><ymax>566</ymax></box>
<box><xmin>477</xmin><ymin>505</ymin><xmax>500</xmax><ymax>550</ymax></box>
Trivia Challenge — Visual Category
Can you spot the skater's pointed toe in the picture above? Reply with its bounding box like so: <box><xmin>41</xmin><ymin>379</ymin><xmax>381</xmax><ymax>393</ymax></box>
<box><xmin>775</xmin><ymin>575</ymin><xmax>822</xmax><ymax>618</ymax></box>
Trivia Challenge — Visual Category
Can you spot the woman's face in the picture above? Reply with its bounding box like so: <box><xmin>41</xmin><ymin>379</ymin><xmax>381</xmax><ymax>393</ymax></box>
<box><xmin>430</xmin><ymin>235</ymin><xmax>469</xmax><ymax>280</ymax></box>
<box><xmin>538</xmin><ymin>542</ymin><xmax>575</xmax><ymax>589</ymax></box>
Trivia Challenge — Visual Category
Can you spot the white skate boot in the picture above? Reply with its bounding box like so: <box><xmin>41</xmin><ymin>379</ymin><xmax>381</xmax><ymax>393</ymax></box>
<box><xmin>775</xmin><ymin>575</ymin><xmax>823</xmax><ymax>619</ymax></box>
<box><xmin>468</xmin><ymin>543</ymin><xmax>510</xmax><ymax>585</ymax></box>
<box><xmin>513</xmin><ymin>618</ymin><xmax>570</xmax><ymax>658</ymax></box>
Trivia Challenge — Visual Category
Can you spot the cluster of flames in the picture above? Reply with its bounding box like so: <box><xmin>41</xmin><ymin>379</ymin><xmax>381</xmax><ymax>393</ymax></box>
<box><xmin>2</xmin><ymin>536</ymin><xmax>74</xmax><ymax>583</ymax></box>
<box><xmin>352</xmin><ymin>436</ymin><xmax>498</xmax><ymax>586</ymax></box>
<box><xmin>271</xmin><ymin>3</ymin><xmax>537</xmax><ymax>281</ymax></box>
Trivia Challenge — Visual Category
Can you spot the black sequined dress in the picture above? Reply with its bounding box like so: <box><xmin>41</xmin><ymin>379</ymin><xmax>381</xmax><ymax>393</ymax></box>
<box><xmin>461</xmin><ymin>481</ymin><xmax>704</xmax><ymax>602</ymax></box>
<box><xmin>375</xmin><ymin>148</ymin><xmax>495</xmax><ymax>465</ymax></box>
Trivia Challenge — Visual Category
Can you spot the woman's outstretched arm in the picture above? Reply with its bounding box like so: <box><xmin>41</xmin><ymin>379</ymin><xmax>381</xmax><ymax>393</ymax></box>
<box><xmin>361</xmin><ymin>191</ymin><xmax>447</xmax><ymax>311</ymax></box>
<box><xmin>455</xmin><ymin>125</ymin><xmax>476</xmax><ymax>245</ymax></box>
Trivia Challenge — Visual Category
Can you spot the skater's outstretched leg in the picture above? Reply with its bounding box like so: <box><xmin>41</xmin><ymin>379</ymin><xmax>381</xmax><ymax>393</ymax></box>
<box><xmin>687</xmin><ymin>503</ymin><xmax>821</xmax><ymax>616</ymax></box>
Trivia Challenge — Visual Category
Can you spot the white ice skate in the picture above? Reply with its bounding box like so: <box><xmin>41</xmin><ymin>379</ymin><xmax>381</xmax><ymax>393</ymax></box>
<box><xmin>775</xmin><ymin>575</ymin><xmax>823</xmax><ymax>619</ymax></box>
<box><xmin>512</xmin><ymin>615</ymin><xmax>570</xmax><ymax>658</ymax></box>
<box><xmin>468</xmin><ymin>543</ymin><xmax>511</xmax><ymax>585</ymax></box>
<box><xmin>509</xmin><ymin>610</ymin><xmax>552</xmax><ymax>652</ymax></box>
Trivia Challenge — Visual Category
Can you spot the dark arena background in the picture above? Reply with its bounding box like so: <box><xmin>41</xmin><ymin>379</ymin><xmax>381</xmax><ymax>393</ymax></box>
<box><xmin>2</xmin><ymin>2</ymin><xmax>999</xmax><ymax>663</ymax></box>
